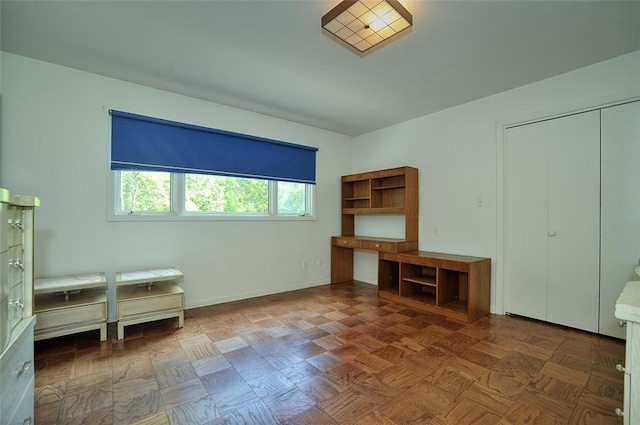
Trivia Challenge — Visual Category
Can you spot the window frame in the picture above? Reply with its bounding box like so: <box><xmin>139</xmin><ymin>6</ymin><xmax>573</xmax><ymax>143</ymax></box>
<box><xmin>108</xmin><ymin>170</ymin><xmax>316</xmax><ymax>222</ymax></box>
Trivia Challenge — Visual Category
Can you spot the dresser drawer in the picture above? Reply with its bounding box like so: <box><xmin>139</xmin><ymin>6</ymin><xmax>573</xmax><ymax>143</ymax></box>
<box><xmin>0</xmin><ymin>297</ymin><xmax>8</xmax><ymax>353</ymax></box>
<box><xmin>0</xmin><ymin>203</ymin><xmax>7</xmax><ymax>253</ymax></box>
<box><xmin>35</xmin><ymin>301</ymin><xmax>106</xmax><ymax>331</ymax></box>
<box><xmin>0</xmin><ymin>320</ymin><xmax>35</xmax><ymax>424</ymax></box>
<box><xmin>7</xmin><ymin>245</ymin><xmax>24</xmax><ymax>288</ymax></box>
<box><xmin>8</xmin><ymin>375</ymin><xmax>34</xmax><ymax>425</ymax></box>
<box><xmin>0</xmin><ymin>250</ymin><xmax>8</xmax><ymax>303</ymax></box>
<box><xmin>118</xmin><ymin>286</ymin><xmax>184</xmax><ymax>318</ymax></box>
<box><xmin>8</xmin><ymin>282</ymin><xmax>25</xmax><ymax>333</ymax></box>
<box><xmin>7</xmin><ymin>206</ymin><xmax>24</xmax><ymax>248</ymax></box>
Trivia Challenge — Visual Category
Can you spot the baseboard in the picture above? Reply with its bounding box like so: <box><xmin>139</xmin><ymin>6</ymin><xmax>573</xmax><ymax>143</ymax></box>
<box><xmin>184</xmin><ymin>278</ymin><xmax>331</xmax><ymax>310</ymax></box>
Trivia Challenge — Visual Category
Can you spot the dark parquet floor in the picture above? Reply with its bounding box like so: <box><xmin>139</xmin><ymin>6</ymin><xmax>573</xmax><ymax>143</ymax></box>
<box><xmin>33</xmin><ymin>281</ymin><xmax>625</xmax><ymax>425</ymax></box>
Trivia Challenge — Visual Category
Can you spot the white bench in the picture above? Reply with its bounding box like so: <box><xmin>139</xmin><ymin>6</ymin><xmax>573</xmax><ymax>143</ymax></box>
<box><xmin>115</xmin><ymin>267</ymin><xmax>184</xmax><ymax>340</ymax></box>
<box><xmin>34</xmin><ymin>272</ymin><xmax>108</xmax><ymax>341</ymax></box>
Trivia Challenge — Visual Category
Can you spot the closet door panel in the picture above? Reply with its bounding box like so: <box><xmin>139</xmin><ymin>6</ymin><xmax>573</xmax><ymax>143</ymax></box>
<box><xmin>600</xmin><ymin>100</ymin><xmax>640</xmax><ymax>338</ymax></box>
<box><xmin>505</xmin><ymin>121</ymin><xmax>548</xmax><ymax>321</ymax></box>
<box><xmin>546</xmin><ymin>111</ymin><xmax>600</xmax><ymax>333</ymax></box>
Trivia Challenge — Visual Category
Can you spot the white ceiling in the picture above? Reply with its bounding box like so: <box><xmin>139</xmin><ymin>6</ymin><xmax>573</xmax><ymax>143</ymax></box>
<box><xmin>1</xmin><ymin>1</ymin><xmax>639</xmax><ymax>136</ymax></box>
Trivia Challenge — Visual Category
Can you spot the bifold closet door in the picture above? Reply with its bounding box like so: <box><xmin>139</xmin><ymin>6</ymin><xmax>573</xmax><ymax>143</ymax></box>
<box><xmin>505</xmin><ymin>122</ymin><xmax>549</xmax><ymax>322</ymax></box>
<box><xmin>600</xmin><ymin>100</ymin><xmax>640</xmax><ymax>338</ymax></box>
<box><xmin>506</xmin><ymin>110</ymin><xmax>600</xmax><ymax>333</ymax></box>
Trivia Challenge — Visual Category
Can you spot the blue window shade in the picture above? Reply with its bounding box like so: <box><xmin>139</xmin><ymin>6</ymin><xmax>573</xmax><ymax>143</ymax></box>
<box><xmin>110</xmin><ymin>110</ymin><xmax>318</xmax><ymax>184</ymax></box>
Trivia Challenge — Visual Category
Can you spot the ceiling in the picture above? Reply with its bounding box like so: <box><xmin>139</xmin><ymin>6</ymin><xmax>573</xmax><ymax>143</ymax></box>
<box><xmin>1</xmin><ymin>1</ymin><xmax>639</xmax><ymax>137</ymax></box>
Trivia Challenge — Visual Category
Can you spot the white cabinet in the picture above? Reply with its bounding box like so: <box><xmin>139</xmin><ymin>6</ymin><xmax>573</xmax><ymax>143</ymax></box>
<box><xmin>0</xmin><ymin>188</ymin><xmax>39</xmax><ymax>425</ymax></box>
<box><xmin>615</xmin><ymin>281</ymin><xmax>640</xmax><ymax>424</ymax></box>
<box><xmin>506</xmin><ymin>110</ymin><xmax>600</xmax><ymax>332</ymax></box>
<box><xmin>600</xmin><ymin>101</ymin><xmax>640</xmax><ymax>338</ymax></box>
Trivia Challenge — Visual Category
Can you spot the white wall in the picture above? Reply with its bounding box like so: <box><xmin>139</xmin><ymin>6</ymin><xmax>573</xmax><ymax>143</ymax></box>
<box><xmin>2</xmin><ymin>50</ymin><xmax>639</xmax><ymax>322</ymax></box>
<box><xmin>0</xmin><ymin>52</ymin><xmax>353</xmax><ymax>321</ymax></box>
<box><xmin>352</xmin><ymin>51</ymin><xmax>640</xmax><ymax>313</ymax></box>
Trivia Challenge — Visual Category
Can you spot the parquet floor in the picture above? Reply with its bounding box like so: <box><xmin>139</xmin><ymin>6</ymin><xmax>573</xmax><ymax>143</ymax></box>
<box><xmin>34</xmin><ymin>281</ymin><xmax>625</xmax><ymax>425</ymax></box>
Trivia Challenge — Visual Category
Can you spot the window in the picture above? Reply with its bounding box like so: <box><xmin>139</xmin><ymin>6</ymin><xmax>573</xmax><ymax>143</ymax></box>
<box><xmin>184</xmin><ymin>174</ymin><xmax>268</xmax><ymax>214</ymax></box>
<box><xmin>118</xmin><ymin>171</ymin><xmax>171</xmax><ymax>213</ymax></box>
<box><xmin>109</xmin><ymin>110</ymin><xmax>317</xmax><ymax>221</ymax></box>
<box><xmin>112</xmin><ymin>170</ymin><xmax>314</xmax><ymax>220</ymax></box>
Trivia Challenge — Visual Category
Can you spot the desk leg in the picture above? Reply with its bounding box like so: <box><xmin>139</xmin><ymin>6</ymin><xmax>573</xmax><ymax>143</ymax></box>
<box><xmin>117</xmin><ymin>322</ymin><xmax>125</xmax><ymax>340</ymax></box>
<box><xmin>331</xmin><ymin>245</ymin><xmax>354</xmax><ymax>283</ymax></box>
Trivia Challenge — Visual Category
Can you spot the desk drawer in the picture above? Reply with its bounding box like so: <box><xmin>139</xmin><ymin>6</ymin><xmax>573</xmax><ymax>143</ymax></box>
<box><xmin>332</xmin><ymin>237</ymin><xmax>361</xmax><ymax>249</ymax></box>
<box><xmin>119</xmin><ymin>292</ymin><xmax>183</xmax><ymax>317</ymax></box>
<box><xmin>360</xmin><ymin>240</ymin><xmax>395</xmax><ymax>252</ymax></box>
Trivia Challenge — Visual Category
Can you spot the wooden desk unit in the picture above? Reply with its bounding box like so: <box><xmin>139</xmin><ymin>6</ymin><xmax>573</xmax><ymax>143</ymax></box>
<box><xmin>331</xmin><ymin>166</ymin><xmax>419</xmax><ymax>283</ymax></box>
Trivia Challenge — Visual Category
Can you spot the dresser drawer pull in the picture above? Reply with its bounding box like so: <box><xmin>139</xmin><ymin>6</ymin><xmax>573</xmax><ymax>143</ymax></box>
<box><xmin>22</xmin><ymin>416</ymin><xmax>32</xmax><ymax>425</ymax></box>
<box><xmin>17</xmin><ymin>360</ymin><xmax>32</xmax><ymax>377</ymax></box>
<box><xmin>10</xmin><ymin>258</ymin><xmax>24</xmax><ymax>270</ymax></box>
<box><xmin>618</xmin><ymin>320</ymin><xmax>627</xmax><ymax>327</ymax></box>
<box><xmin>615</xmin><ymin>408</ymin><xmax>624</xmax><ymax>417</ymax></box>
<box><xmin>343</xmin><ymin>241</ymin><xmax>348</xmax><ymax>245</ymax></box>
<box><xmin>11</xmin><ymin>220</ymin><xmax>24</xmax><ymax>230</ymax></box>
<box><xmin>10</xmin><ymin>298</ymin><xmax>24</xmax><ymax>309</ymax></box>
<box><xmin>374</xmin><ymin>243</ymin><xmax>380</xmax><ymax>248</ymax></box>
<box><xmin>615</xmin><ymin>363</ymin><xmax>626</xmax><ymax>373</ymax></box>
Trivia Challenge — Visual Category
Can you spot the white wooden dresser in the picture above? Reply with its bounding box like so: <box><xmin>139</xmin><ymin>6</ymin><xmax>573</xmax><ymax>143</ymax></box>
<box><xmin>615</xmin><ymin>279</ymin><xmax>640</xmax><ymax>424</ymax></box>
<box><xmin>0</xmin><ymin>188</ymin><xmax>39</xmax><ymax>425</ymax></box>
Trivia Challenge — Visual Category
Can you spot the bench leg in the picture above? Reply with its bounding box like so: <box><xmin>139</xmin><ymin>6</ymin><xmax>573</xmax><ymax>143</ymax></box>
<box><xmin>118</xmin><ymin>322</ymin><xmax>125</xmax><ymax>340</ymax></box>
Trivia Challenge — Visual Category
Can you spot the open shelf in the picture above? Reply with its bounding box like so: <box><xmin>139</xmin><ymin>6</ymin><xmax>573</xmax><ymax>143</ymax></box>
<box><xmin>403</xmin><ymin>276</ymin><xmax>436</xmax><ymax>286</ymax></box>
<box><xmin>378</xmin><ymin>259</ymin><xmax>399</xmax><ymax>296</ymax></box>
<box><xmin>439</xmin><ymin>299</ymin><xmax>468</xmax><ymax>315</ymax></box>
<box><xmin>342</xmin><ymin>179</ymin><xmax>371</xmax><ymax>209</ymax></box>
<box><xmin>378</xmin><ymin>251</ymin><xmax>490</xmax><ymax>323</ymax></box>
<box><xmin>401</xmin><ymin>281</ymin><xmax>436</xmax><ymax>306</ymax></box>
<box><xmin>373</xmin><ymin>184</ymin><xmax>405</xmax><ymax>190</ymax></box>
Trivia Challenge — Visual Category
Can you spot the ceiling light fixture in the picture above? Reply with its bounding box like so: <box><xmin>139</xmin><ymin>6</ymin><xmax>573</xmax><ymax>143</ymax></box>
<box><xmin>321</xmin><ymin>0</ymin><xmax>413</xmax><ymax>53</ymax></box>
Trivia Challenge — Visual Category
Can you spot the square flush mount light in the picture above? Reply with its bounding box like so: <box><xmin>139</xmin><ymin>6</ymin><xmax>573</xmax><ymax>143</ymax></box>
<box><xmin>321</xmin><ymin>0</ymin><xmax>412</xmax><ymax>53</ymax></box>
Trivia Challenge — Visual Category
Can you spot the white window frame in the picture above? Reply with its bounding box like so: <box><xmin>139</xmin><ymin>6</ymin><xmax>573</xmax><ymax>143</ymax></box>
<box><xmin>107</xmin><ymin>171</ymin><xmax>316</xmax><ymax>221</ymax></box>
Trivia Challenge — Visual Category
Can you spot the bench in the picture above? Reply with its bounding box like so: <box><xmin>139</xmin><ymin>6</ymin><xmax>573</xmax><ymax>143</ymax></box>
<box><xmin>34</xmin><ymin>272</ymin><xmax>108</xmax><ymax>341</ymax></box>
<box><xmin>115</xmin><ymin>267</ymin><xmax>184</xmax><ymax>340</ymax></box>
